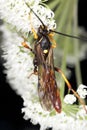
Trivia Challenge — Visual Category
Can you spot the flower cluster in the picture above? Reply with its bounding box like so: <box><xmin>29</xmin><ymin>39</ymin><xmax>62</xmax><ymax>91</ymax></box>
<box><xmin>0</xmin><ymin>0</ymin><xmax>56</xmax><ymax>34</ymax></box>
<box><xmin>77</xmin><ymin>84</ymin><xmax>87</xmax><ymax>99</ymax></box>
<box><xmin>64</xmin><ymin>94</ymin><xmax>76</xmax><ymax>104</ymax></box>
<box><xmin>63</xmin><ymin>84</ymin><xmax>87</xmax><ymax>105</ymax></box>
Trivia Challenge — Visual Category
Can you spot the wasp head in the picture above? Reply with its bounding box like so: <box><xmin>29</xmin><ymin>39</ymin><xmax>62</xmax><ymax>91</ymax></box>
<box><xmin>37</xmin><ymin>25</ymin><xmax>49</xmax><ymax>38</ymax></box>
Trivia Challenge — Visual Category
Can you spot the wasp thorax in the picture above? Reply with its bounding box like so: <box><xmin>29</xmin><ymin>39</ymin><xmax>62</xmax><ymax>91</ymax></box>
<box><xmin>40</xmin><ymin>36</ymin><xmax>51</xmax><ymax>54</ymax></box>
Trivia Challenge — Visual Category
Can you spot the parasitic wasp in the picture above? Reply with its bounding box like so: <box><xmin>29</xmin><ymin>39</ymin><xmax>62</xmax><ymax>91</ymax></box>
<box><xmin>22</xmin><ymin>3</ymin><xmax>87</xmax><ymax>113</ymax></box>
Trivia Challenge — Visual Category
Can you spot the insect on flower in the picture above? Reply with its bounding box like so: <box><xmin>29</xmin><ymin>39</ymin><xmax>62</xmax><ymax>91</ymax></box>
<box><xmin>22</xmin><ymin>3</ymin><xmax>87</xmax><ymax>113</ymax></box>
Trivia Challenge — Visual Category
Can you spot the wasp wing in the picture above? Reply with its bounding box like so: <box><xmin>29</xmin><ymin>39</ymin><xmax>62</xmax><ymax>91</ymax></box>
<box><xmin>35</xmin><ymin>43</ymin><xmax>61</xmax><ymax>112</ymax></box>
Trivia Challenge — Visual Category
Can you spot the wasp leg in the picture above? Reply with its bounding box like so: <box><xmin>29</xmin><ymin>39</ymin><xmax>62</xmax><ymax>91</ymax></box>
<box><xmin>33</xmin><ymin>57</ymin><xmax>38</xmax><ymax>74</ymax></box>
<box><xmin>28</xmin><ymin>71</ymin><xmax>38</xmax><ymax>78</ymax></box>
<box><xmin>28</xmin><ymin>68</ymin><xmax>38</xmax><ymax>78</ymax></box>
<box><xmin>31</xmin><ymin>27</ymin><xmax>38</xmax><ymax>39</ymax></box>
<box><xmin>21</xmin><ymin>36</ymin><xmax>35</xmax><ymax>54</ymax></box>
<box><xmin>29</xmin><ymin>13</ymin><xmax>38</xmax><ymax>39</ymax></box>
<box><xmin>28</xmin><ymin>57</ymin><xmax>38</xmax><ymax>78</ymax></box>
<box><xmin>48</xmin><ymin>33</ymin><xmax>56</xmax><ymax>48</ymax></box>
<box><xmin>54</xmin><ymin>67</ymin><xmax>87</xmax><ymax>113</ymax></box>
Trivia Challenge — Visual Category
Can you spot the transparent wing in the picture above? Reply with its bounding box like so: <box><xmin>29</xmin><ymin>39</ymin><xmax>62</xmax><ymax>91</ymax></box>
<box><xmin>35</xmin><ymin>44</ymin><xmax>61</xmax><ymax>112</ymax></box>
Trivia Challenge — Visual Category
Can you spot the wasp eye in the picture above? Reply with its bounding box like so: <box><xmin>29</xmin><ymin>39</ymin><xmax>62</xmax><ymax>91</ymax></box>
<box><xmin>43</xmin><ymin>49</ymin><xmax>48</xmax><ymax>54</ymax></box>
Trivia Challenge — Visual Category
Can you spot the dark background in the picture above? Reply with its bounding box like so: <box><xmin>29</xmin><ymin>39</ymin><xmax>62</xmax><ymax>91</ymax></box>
<box><xmin>0</xmin><ymin>0</ymin><xmax>87</xmax><ymax>130</ymax></box>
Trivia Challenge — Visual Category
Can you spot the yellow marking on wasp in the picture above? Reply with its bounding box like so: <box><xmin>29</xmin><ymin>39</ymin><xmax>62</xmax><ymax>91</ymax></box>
<box><xmin>48</xmin><ymin>33</ymin><xmax>57</xmax><ymax>48</ymax></box>
<box><xmin>43</xmin><ymin>50</ymin><xmax>48</xmax><ymax>54</ymax></box>
<box><xmin>49</xmin><ymin>32</ymin><xmax>55</xmax><ymax>37</ymax></box>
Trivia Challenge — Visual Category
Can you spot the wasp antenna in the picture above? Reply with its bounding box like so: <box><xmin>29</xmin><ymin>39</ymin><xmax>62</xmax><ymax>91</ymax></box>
<box><xmin>50</xmin><ymin>30</ymin><xmax>87</xmax><ymax>41</ymax></box>
<box><xmin>25</xmin><ymin>3</ymin><xmax>45</xmax><ymax>28</ymax></box>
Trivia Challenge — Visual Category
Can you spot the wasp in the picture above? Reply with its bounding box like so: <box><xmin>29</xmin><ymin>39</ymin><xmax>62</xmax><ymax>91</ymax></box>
<box><xmin>22</xmin><ymin>4</ymin><xmax>87</xmax><ymax>113</ymax></box>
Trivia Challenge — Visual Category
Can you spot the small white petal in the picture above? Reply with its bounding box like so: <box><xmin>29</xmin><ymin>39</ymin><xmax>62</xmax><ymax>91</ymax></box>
<box><xmin>77</xmin><ymin>84</ymin><xmax>87</xmax><ymax>99</ymax></box>
<box><xmin>64</xmin><ymin>94</ymin><xmax>76</xmax><ymax>104</ymax></box>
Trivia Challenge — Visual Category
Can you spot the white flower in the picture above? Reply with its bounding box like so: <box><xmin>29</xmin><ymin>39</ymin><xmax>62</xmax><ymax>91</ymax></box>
<box><xmin>64</xmin><ymin>94</ymin><xmax>76</xmax><ymax>104</ymax></box>
<box><xmin>0</xmin><ymin>0</ymin><xmax>56</xmax><ymax>34</ymax></box>
<box><xmin>77</xmin><ymin>84</ymin><xmax>87</xmax><ymax>99</ymax></box>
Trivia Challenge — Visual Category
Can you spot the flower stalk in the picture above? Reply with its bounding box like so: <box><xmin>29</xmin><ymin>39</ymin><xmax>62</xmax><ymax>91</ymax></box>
<box><xmin>73</xmin><ymin>0</ymin><xmax>82</xmax><ymax>85</ymax></box>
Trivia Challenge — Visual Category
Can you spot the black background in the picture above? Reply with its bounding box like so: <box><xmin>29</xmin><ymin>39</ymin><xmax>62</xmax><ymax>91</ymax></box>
<box><xmin>0</xmin><ymin>0</ymin><xmax>87</xmax><ymax>130</ymax></box>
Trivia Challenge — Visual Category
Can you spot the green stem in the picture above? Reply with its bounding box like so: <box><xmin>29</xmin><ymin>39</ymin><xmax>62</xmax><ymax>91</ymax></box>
<box><xmin>48</xmin><ymin>0</ymin><xmax>60</xmax><ymax>9</ymax></box>
<box><xmin>60</xmin><ymin>24</ymin><xmax>72</xmax><ymax>100</ymax></box>
<box><xmin>58</xmin><ymin>1</ymin><xmax>76</xmax><ymax>100</ymax></box>
<box><xmin>73</xmin><ymin>0</ymin><xmax>82</xmax><ymax>86</ymax></box>
<box><xmin>60</xmin><ymin>38</ymin><xmax>68</xmax><ymax>100</ymax></box>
